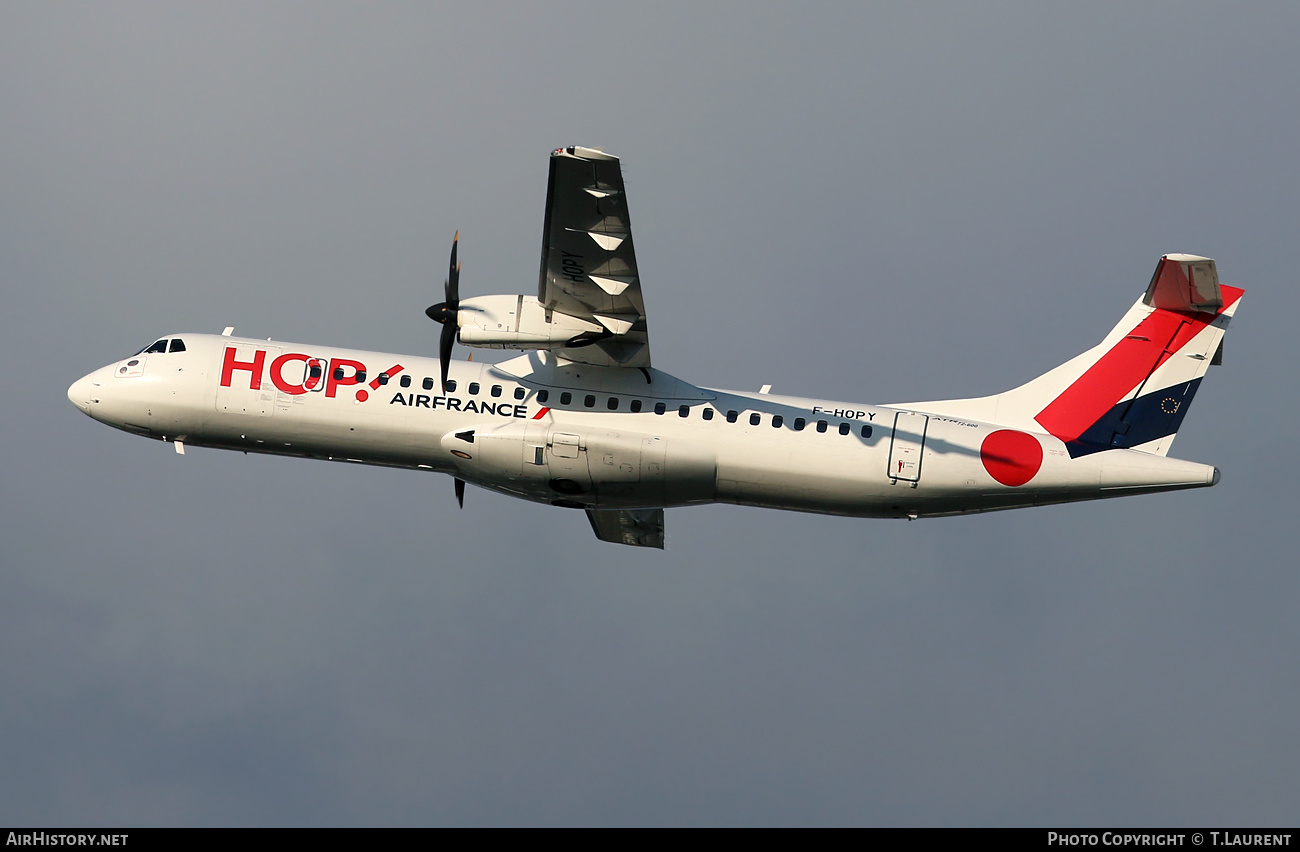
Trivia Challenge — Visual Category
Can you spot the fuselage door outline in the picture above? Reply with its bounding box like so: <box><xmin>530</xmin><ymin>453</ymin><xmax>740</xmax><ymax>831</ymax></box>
<box><xmin>304</xmin><ymin>358</ymin><xmax>328</xmax><ymax>392</ymax></box>
<box><xmin>888</xmin><ymin>411</ymin><xmax>928</xmax><ymax>486</ymax></box>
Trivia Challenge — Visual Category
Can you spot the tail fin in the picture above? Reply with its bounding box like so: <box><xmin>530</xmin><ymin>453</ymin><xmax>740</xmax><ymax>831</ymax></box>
<box><xmin>905</xmin><ymin>255</ymin><xmax>1243</xmax><ymax>457</ymax></box>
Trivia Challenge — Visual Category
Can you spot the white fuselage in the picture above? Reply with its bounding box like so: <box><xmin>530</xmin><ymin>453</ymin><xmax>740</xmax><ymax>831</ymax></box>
<box><xmin>68</xmin><ymin>333</ymin><xmax>1218</xmax><ymax>520</ymax></box>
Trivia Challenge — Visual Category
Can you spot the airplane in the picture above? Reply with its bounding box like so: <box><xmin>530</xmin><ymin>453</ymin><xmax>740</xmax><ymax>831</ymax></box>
<box><xmin>68</xmin><ymin>146</ymin><xmax>1244</xmax><ymax>548</ymax></box>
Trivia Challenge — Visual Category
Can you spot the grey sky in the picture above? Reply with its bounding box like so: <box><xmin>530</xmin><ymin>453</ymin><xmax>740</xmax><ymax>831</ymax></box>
<box><xmin>3</xmin><ymin>2</ymin><xmax>1297</xmax><ymax>825</ymax></box>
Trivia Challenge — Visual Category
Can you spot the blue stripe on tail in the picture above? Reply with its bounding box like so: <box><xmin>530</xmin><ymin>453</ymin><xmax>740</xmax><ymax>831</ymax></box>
<box><xmin>1066</xmin><ymin>379</ymin><xmax>1202</xmax><ymax>458</ymax></box>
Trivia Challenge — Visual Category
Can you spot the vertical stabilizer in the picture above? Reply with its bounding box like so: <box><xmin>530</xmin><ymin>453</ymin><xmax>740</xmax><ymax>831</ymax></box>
<box><xmin>902</xmin><ymin>255</ymin><xmax>1243</xmax><ymax>457</ymax></box>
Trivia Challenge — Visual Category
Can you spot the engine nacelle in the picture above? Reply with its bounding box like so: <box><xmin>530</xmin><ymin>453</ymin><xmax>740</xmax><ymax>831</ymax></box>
<box><xmin>441</xmin><ymin>422</ymin><xmax>717</xmax><ymax>509</ymax></box>
<box><xmin>456</xmin><ymin>294</ymin><xmax>604</xmax><ymax>350</ymax></box>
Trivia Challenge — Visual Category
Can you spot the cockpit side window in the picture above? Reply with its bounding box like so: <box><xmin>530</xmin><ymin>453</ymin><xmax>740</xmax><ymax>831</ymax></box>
<box><xmin>168</xmin><ymin>338</ymin><xmax>186</xmax><ymax>353</ymax></box>
<box><xmin>144</xmin><ymin>339</ymin><xmax>168</xmax><ymax>354</ymax></box>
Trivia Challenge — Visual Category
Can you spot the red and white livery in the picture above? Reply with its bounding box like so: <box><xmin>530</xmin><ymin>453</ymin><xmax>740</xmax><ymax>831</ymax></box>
<box><xmin>68</xmin><ymin>147</ymin><xmax>1243</xmax><ymax>548</ymax></box>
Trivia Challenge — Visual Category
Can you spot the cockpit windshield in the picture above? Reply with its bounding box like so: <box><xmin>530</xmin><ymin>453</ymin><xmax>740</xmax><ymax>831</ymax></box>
<box><xmin>133</xmin><ymin>338</ymin><xmax>186</xmax><ymax>356</ymax></box>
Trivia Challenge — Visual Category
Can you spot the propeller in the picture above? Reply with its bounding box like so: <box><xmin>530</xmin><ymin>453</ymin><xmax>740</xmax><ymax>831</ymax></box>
<box><xmin>425</xmin><ymin>231</ymin><xmax>461</xmax><ymax>394</ymax></box>
<box><xmin>425</xmin><ymin>233</ymin><xmax>468</xmax><ymax>509</ymax></box>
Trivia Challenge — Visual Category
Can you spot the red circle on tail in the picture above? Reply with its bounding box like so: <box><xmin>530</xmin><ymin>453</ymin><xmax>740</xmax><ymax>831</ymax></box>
<box><xmin>980</xmin><ymin>430</ymin><xmax>1043</xmax><ymax>487</ymax></box>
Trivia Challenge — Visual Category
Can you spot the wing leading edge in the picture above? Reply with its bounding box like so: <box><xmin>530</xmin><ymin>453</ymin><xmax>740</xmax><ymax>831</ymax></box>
<box><xmin>538</xmin><ymin>147</ymin><xmax>650</xmax><ymax>369</ymax></box>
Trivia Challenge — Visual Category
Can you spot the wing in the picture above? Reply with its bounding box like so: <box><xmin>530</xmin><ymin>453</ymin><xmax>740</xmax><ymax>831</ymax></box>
<box><xmin>538</xmin><ymin>147</ymin><xmax>650</xmax><ymax>368</ymax></box>
<box><xmin>586</xmin><ymin>508</ymin><xmax>665</xmax><ymax>549</ymax></box>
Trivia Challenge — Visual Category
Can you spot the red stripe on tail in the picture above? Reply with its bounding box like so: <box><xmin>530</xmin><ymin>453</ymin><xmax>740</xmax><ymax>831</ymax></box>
<box><xmin>1035</xmin><ymin>288</ymin><xmax>1241</xmax><ymax>443</ymax></box>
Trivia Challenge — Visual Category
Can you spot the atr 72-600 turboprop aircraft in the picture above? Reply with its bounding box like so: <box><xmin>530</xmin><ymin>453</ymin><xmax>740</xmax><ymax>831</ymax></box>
<box><xmin>69</xmin><ymin>146</ymin><xmax>1243</xmax><ymax>548</ymax></box>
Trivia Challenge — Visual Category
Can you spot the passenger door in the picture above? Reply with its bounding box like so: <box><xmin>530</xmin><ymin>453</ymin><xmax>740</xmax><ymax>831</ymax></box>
<box><xmin>888</xmin><ymin>411</ymin><xmax>928</xmax><ymax>484</ymax></box>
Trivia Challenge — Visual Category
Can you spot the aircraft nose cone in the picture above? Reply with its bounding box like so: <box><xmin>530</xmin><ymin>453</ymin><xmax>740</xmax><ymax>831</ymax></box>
<box><xmin>68</xmin><ymin>373</ymin><xmax>95</xmax><ymax>413</ymax></box>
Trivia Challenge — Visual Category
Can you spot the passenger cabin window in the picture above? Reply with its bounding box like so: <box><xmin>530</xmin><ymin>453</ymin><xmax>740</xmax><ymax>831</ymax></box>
<box><xmin>607</xmin><ymin>398</ymin><xmax>619</xmax><ymax>410</ymax></box>
<box><xmin>491</xmin><ymin>385</ymin><xmax>502</xmax><ymax>398</ymax></box>
<box><xmin>838</xmin><ymin>422</ymin><xmax>851</xmax><ymax>435</ymax></box>
<box><xmin>422</xmin><ymin>377</ymin><xmax>434</xmax><ymax>391</ymax></box>
<box><xmin>400</xmin><ymin>375</ymin><xmax>412</xmax><ymax>388</ymax></box>
<box><xmin>168</xmin><ymin>339</ymin><xmax>186</xmax><ymax>353</ymax></box>
<box><xmin>861</xmin><ymin>424</ymin><xmax>872</xmax><ymax>438</ymax></box>
<box><xmin>355</xmin><ymin>370</ymin><xmax>366</xmax><ymax>383</ymax></box>
<box><xmin>654</xmin><ymin>402</ymin><xmax>666</xmax><ymax>415</ymax></box>
<box><xmin>816</xmin><ymin>420</ymin><xmax>828</xmax><ymax>433</ymax></box>
<box><xmin>772</xmin><ymin>415</ymin><xmax>783</xmax><ymax>428</ymax></box>
<box><xmin>726</xmin><ymin>410</ymin><xmax>739</xmax><ymax>423</ymax></box>
<box><xmin>514</xmin><ymin>387</ymin><xmax>526</xmax><ymax>400</ymax></box>
<box><xmin>584</xmin><ymin>395</ymin><xmax>596</xmax><ymax>408</ymax></box>
<box><xmin>538</xmin><ymin>389</ymin><xmax>549</xmax><ymax>403</ymax></box>
<box><xmin>446</xmin><ymin>379</ymin><xmax>457</xmax><ymax>392</ymax></box>
<box><xmin>630</xmin><ymin>399</ymin><xmax>642</xmax><ymax>412</ymax></box>
<box><xmin>749</xmin><ymin>413</ymin><xmax>761</xmax><ymax>426</ymax></box>
<box><xmin>468</xmin><ymin>382</ymin><xmax>479</xmax><ymax>395</ymax></box>
<box><xmin>560</xmin><ymin>392</ymin><xmax>572</xmax><ymax>405</ymax></box>
<box><xmin>679</xmin><ymin>405</ymin><xmax>690</xmax><ymax>418</ymax></box>
<box><xmin>702</xmin><ymin>408</ymin><xmax>714</xmax><ymax>421</ymax></box>
<box><xmin>377</xmin><ymin>373</ymin><xmax>389</xmax><ymax>386</ymax></box>
<box><xmin>793</xmin><ymin>418</ymin><xmax>806</xmax><ymax>431</ymax></box>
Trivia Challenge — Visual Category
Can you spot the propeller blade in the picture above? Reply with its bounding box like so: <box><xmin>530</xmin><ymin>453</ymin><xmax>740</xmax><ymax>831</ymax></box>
<box><xmin>426</xmin><ymin>232</ymin><xmax>462</xmax><ymax>394</ymax></box>
<box><xmin>439</xmin><ymin>321</ymin><xmax>455</xmax><ymax>393</ymax></box>
<box><xmin>447</xmin><ymin>231</ymin><xmax>460</xmax><ymax>307</ymax></box>
<box><xmin>454</xmin><ymin>477</ymin><xmax>465</xmax><ymax>509</ymax></box>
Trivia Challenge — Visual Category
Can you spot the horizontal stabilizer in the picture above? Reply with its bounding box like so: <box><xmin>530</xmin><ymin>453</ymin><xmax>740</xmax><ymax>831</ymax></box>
<box><xmin>1145</xmin><ymin>254</ymin><xmax>1222</xmax><ymax>312</ymax></box>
